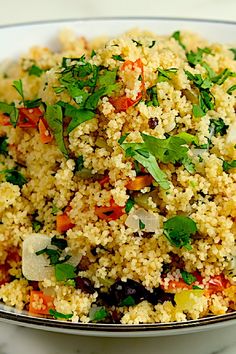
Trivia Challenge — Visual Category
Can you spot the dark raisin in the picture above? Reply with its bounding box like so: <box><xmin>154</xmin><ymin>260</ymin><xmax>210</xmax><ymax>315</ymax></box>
<box><xmin>75</xmin><ymin>276</ymin><xmax>95</xmax><ymax>294</ymax></box>
<box><xmin>148</xmin><ymin>287</ymin><xmax>175</xmax><ymax>305</ymax></box>
<box><xmin>29</xmin><ymin>281</ymin><xmax>40</xmax><ymax>291</ymax></box>
<box><xmin>148</xmin><ymin>117</ymin><xmax>159</xmax><ymax>129</ymax></box>
<box><xmin>77</xmin><ymin>256</ymin><xmax>91</xmax><ymax>271</ymax></box>
<box><xmin>108</xmin><ymin>278</ymin><xmax>150</xmax><ymax>306</ymax></box>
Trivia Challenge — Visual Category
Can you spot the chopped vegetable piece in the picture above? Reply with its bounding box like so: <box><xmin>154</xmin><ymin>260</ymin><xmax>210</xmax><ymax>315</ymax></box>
<box><xmin>229</xmin><ymin>48</ymin><xmax>236</xmax><ymax>60</ymax></box>
<box><xmin>49</xmin><ymin>309</ymin><xmax>73</xmax><ymax>319</ymax></box>
<box><xmin>126</xmin><ymin>174</ymin><xmax>153</xmax><ymax>191</ymax></box>
<box><xmin>171</xmin><ymin>31</ymin><xmax>186</xmax><ymax>50</ymax></box>
<box><xmin>24</xmin><ymin>98</ymin><xmax>42</xmax><ymax>109</ymax></box>
<box><xmin>56</xmin><ymin>213</ymin><xmax>75</xmax><ymax>233</ymax></box>
<box><xmin>206</xmin><ymin>274</ymin><xmax>229</xmax><ymax>293</ymax></box>
<box><xmin>222</xmin><ymin>159</ymin><xmax>236</xmax><ymax>172</ymax></box>
<box><xmin>28</xmin><ymin>64</ymin><xmax>44</xmax><ymax>77</ymax></box>
<box><xmin>0</xmin><ymin>102</ymin><xmax>19</xmax><ymax>127</ymax></box>
<box><xmin>174</xmin><ymin>289</ymin><xmax>204</xmax><ymax>311</ymax></box>
<box><xmin>89</xmin><ymin>306</ymin><xmax>109</xmax><ymax>322</ymax></box>
<box><xmin>95</xmin><ymin>199</ymin><xmax>124</xmax><ymax>221</ymax></box>
<box><xmin>38</xmin><ymin>118</ymin><xmax>53</xmax><ymax>144</ymax></box>
<box><xmin>12</xmin><ymin>79</ymin><xmax>24</xmax><ymax>100</ymax></box>
<box><xmin>163</xmin><ymin>215</ymin><xmax>197</xmax><ymax>249</ymax></box>
<box><xmin>55</xmin><ymin>263</ymin><xmax>76</xmax><ymax>281</ymax></box>
<box><xmin>45</xmin><ymin>104</ymin><xmax>68</xmax><ymax>157</ymax></box>
<box><xmin>186</xmin><ymin>47</ymin><xmax>212</xmax><ymax>67</ymax></box>
<box><xmin>0</xmin><ymin>168</ymin><xmax>27</xmax><ymax>187</ymax></box>
<box><xmin>210</xmin><ymin>118</ymin><xmax>228</xmax><ymax>136</ymax></box>
<box><xmin>119</xmin><ymin>295</ymin><xmax>135</xmax><ymax>306</ymax></box>
<box><xmin>176</xmin><ymin>132</ymin><xmax>199</xmax><ymax>145</ymax></box>
<box><xmin>146</xmin><ymin>86</ymin><xmax>159</xmax><ymax>107</ymax></box>
<box><xmin>125</xmin><ymin>198</ymin><xmax>135</xmax><ymax>213</ymax></box>
<box><xmin>212</xmin><ymin>68</ymin><xmax>236</xmax><ymax>85</ymax></box>
<box><xmin>157</xmin><ymin>67</ymin><xmax>178</xmax><ymax>82</ymax></box>
<box><xmin>35</xmin><ymin>247</ymin><xmax>70</xmax><ymax>266</ymax></box>
<box><xmin>139</xmin><ymin>219</ymin><xmax>145</xmax><ymax>230</ymax></box>
<box><xmin>29</xmin><ymin>290</ymin><xmax>54</xmax><ymax>315</ymax></box>
<box><xmin>98</xmin><ymin>175</ymin><xmax>110</xmax><ymax>187</ymax></box>
<box><xmin>51</xmin><ymin>204</ymin><xmax>60</xmax><ymax>215</ymax></box>
<box><xmin>227</xmin><ymin>84</ymin><xmax>236</xmax><ymax>95</ymax></box>
<box><xmin>112</xmin><ymin>54</ymin><xmax>125</xmax><ymax>61</ymax></box>
<box><xmin>51</xmin><ymin>235</ymin><xmax>68</xmax><ymax>250</ymax></box>
<box><xmin>32</xmin><ymin>220</ymin><xmax>43</xmax><ymax>233</ymax></box>
<box><xmin>0</xmin><ymin>136</ymin><xmax>8</xmax><ymax>156</ymax></box>
<box><xmin>181</xmin><ymin>270</ymin><xmax>197</xmax><ymax>285</ymax></box>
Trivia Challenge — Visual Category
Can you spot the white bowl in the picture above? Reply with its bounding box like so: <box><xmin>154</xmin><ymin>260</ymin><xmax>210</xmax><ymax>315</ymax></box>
<box><xmin>0</xmin><ymin>17</ymin><xmax>235</xmax><ymax>337</ymax></box>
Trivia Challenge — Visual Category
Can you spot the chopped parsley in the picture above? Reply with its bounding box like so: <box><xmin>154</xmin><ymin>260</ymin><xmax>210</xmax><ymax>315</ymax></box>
<box><xmin>139</xmin><ymin>219</ymin><xmax>145</xmax><ymax>230</ymax></box>
<box><xmin>55</xmin><ymin>263</ymin><xmax>76</xmax><ymax>281</ymax></box>
<box><xmin>186</xmin><ymin>47</ymin><xmax>212</xmax><ymax>67</ymax></box>
<box><xmin>49</xmin><ymin>309</ymin><xmax>73</xmax><ymax>319</ymax></box>
<box><xmin>45</xmin><ymin>104</ymin><xmax>68</xmax><ymax>157</ymax></box>
<box><xmin>230</xmin><ymin>48</ymin><xmax>236</xmax><ymax>60</ymax></box>
<box><xmin>12</xmin><ymin>79</ymin><xmax>24</xmax><ymax>100</ymax></box>
<box><xmin>212</xmin><ymin>68</ymin><xmax>236</xmax><ymax>85</ymax></box>
<box><xmin>120</xmin><ymin>295</ymin><xmax>135</xmax><ymax>306</ymax></box>
<box><xmin>171</xmin><ymin>31</ymin><xmax>186</xmax><ymax>50</ymax></box>
<box><xmin>0</xmin><ymin>168</ymin><xmax>27</xmax><ymax>187</ymax></box>
<box><xmin>0</xmin><ymin>136</ymin><xmax>8</xmax><ymax>156</ymax></box>
<box><xmin>51</xmin><ymin>235</ymin><xmax>68</xmax><ymax>250</ymax></box>
<box><xmin>181</xmin><ymin>270</ymin><xmax>197</xmax><ymax>285</ymax></box>
<box><xmin>51</xmin><ymin>204</ymin><xmax>60</xmax><ymax>215</ymax></box>
<box><xmin>91</xmin><ymin>49</ymin><xmax>96</xmax><ymax>58</ymax></box>
<box><xmin>74</xmin><ymin>155</ymin><xmax>84</xmax><ymax>172</ymax></box>
<box><xmin>227</xmin><ymin>84</ymin><xmax>236</xmax><ymax>95</ymax></box>
<box><xmin>89</xmin><ymin>306</ymin><xmax>109</xmax><ymax>322</ymax></box>
<box><xmin>157</xmin><ymin>67</ymin><xmax>178</xmax><ymax>82</ymax></box>
<box><xmin>32</xmin><ymin>220</ymin><xmax>43</xmax><ymax>233</ymax></box>
<box><xmin>24</xmin><ymin>98</ymin><xmax>42</xmax><ymax>109</ymax></box>
<box><xmin>35</xmin><ymin>247</ymin><xmax>70</xmax><ymax>266</ymax></box>
<box><xmin>163</xmin><ymin>215</ymin><xmax>197</xmax><ymax>249</ymax></box>
<box><xmin>146</xmin><ymin>86</ymin><xmax>159</xmax><ymax>106</ymax></box>
<box><xmin>209</xmin><ymin>118</ymin><xmax>228</xmax><ymax>136</ymax></box>
<box><xmin>112</xmin><ymin>54</ymin><xmax>125</xmax><ymax>61</ymax></box>
<box><xmin>222</xmin><ymin>159</ymin><xmax>236</xmax><ymax>172</ymax></box>
<box><xmin>176</xmin><ymin>132</ymin><xmax>199</xmax><ymax>145</ymax></box>
<box><xmin>125</xmin><ymin>198</ymin><xmax>135</xmax><ymax>213</ymax></box>
<box><xmin>0</xmin><ymin>102</ymin><xmax>19</xmax><ymax>127</ymax></box>
<box><xmin>28</xmin><ymin>64</ymin><xmax>44</xmax><ymax>77</ymax></box>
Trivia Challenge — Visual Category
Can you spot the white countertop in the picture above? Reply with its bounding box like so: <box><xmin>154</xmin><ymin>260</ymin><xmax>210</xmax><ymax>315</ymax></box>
<box><xmin>0</xmin><ymin>0</ymin><xmax>236</xmax><ymax>353</ymax></box>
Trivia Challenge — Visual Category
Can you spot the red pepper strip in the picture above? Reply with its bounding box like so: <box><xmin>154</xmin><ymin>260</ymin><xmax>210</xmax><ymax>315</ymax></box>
<box><xmin>206</xmin><ymin>274</ymin><xmax>230</xmax><ymax>294</ymax></box>
<box><xmin>0</xmin><ymin>108</ymin><xmax>43</xmax><ymax>128</ymax></box>
<box><xmin>95</xmin><ymin>199</ymin><xmax>124</xmax><ymax>221</ymax></box>
<box><xmin>110</xmin><ymin>58</ymin><xmax>145</xmax><ymax>112</ymax></box>
<box><xmin>38</xmin><ymin>118</ymin><xmax>53</xmax><ymax>144</ymax></box>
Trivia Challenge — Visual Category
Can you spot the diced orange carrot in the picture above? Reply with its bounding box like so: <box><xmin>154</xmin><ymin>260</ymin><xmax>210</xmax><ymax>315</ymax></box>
<box><xmin>38</xmin><ymin>118</ymin><xmax>53</xmax><ymax>144</ymax></box>
<box><xmin>56</xmin><ymin>213</ymin><xmax>75</xmax><ymax>233</ymax></box>
<box><xmin>126</xmin><ymin>174</ymin><xmax>153</xmax><ymax>191</ymax></box>
<box><xmin>29</xmin><ymin>290</ymin><xmax>54</xmax><ymax>315</ymax></box>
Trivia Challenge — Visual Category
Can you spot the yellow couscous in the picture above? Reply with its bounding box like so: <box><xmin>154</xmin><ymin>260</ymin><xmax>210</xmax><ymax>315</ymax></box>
<box><xmin>0</xmin><ymin>27</ymin><xmax>235</xmax><ymax>324</ymax></box>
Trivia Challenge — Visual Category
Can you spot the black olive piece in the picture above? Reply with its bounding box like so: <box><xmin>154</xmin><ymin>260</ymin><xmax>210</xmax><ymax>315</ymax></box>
<box><xmin>108</xmin><ymin>279</ymin><xmax>150</xmax><ymax>306</ymax></box>
<box><xmin>148</xmin><ymin>117</ymin><xmax>159</xmax><ymax>129</ymax></box>
<box><xmin>75</xmin><ymin>276</ymin><xmax>95</xmax><ymax>294</ymax></box>
<box><xmin>148</xmin><ymin>287</ymin><xmax>175</xmax><ymax>305</ymax></box>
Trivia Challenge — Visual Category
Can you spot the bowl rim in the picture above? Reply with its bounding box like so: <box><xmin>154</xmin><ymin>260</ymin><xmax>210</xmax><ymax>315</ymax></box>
<box><xmin>0</xmin><ymin>16</ymin><xmax>235</xmax><ymax>335</ymax></box>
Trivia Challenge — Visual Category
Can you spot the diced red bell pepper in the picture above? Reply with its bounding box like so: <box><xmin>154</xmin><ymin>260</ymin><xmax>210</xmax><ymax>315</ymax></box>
<box><xmin>95</xmin><ymin>199</ymin><xmax>124</xmax><ymax>221</ymax></box>
<box><xmin>38</xmin><ymin>118</ymin><xmax>53</xmax><ymax>144</ymax></box>
<box><xmin>0</xmin><ymin>108</ymin><xmax>43</xmax><ymax>128</ymax></box>
<box><xmin>206</xmin><ymin>274</ymin><xmax>230</xmax><ymax>293</ymax></box>
<box><xmin>98</xmin><ymin>175</ymin><xmax>110</xmax><ymax>188</ymax></box>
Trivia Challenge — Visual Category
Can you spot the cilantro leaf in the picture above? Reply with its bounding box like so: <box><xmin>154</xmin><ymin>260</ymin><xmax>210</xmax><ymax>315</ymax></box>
<box><xmin>0</xmin><ymin>136</ymin><xmax>8</xmax><ymax>156</ymax></box>
<box><xmin>139</xmin><ymin>219</ymin><xmax>145</xmax><ymax>230</ymax></box>
<box><xmin>45</xmin><ymin>104</ymin><xmax>68</xmax><ymax>157</ymax></box>
<box><xmin>210</xmin><ymin>118</ymin><xmax>228</xmax><ymax>136</ymax></box>
<box><xmin>67</xmin><ymin>85</ymin><xmax>89</xmax><ymax>105</ymax></box>
<box><xmin>163</xmin><ymin>215</ymin><xmax>197</xmax><ymax>249</ymax></box>
<box><xmin>186</xmin><ymin>47</ymin><xmax>212</xmax><ymax>67</ymax></box>
<box><xmin>91</xmin><ymin>49</ymin><xmax>96</xmax><ymax>58</ymax></box>
<box><xmin>112</xmin><ymin>54</ymin><xmax>125</xmax><ymax>61</ymax></box>
<box><xmin>0</xmin><ymin>168</ymin><xmax>27</xmax><ymax>187</ymax></box>
<box><xmin>49</xmin><ymin>309</ymin><xmax>73</xmax><ymax>320</ymax></box>
<box><xmin>181</xmin><ymin>270</ymin><xmax>197</xmax><ymax>285</ymax></box>
<box><xmin>32</xmin><ymin>220</ymin><xmax>43</xmax><ymax>233</ymax></box>
<box><xmin>175</xmin><ymin>132</ymin><xmax>199</xmax><ymax>145</ymax></box>
<box><xmin>222</xmin><ymin>159</ymin><xmax>236</xmax><ymax>172</ymax></box>
<box><xmin>24</xmin><ymin>98</ymin><xmax>42</xmax><ymax>109</ymax></box>
<box><xmin>171</xmin><ymin>31</ymin><xmax>186</xmax><ymax>50</ymax></box>
<box><xmin>89</xmin><ymin>306</ymin><xmax>109</xmax><ymax>322</ymax></box>
<box><xmin>51</xmin><ymin>204</ymin><xmax>60</xmax><ymax>215</ymax></box>
<box><xmin>84</xmin><ymin>87</ymin><xmax>106</xmax><ymax>110</ymax></box>
<box><xmin>51</xmin><ymin>235</ymin><xmax>68</xmax><ymax>250</ymax></box>
<box><xmin>125</xmin><ymin>198</ymin><xmax>135</xmax><ymax>213</ymax></box>
<box><xmin>0</xmin><ymin>102</ymin><xmax>19</xmax><ymax>127</ymax></box>
<box><xmin>12</xmin><ymin>79</ymin><xmax>24</xmax><ymax>100</ymax></box>
<box><xmin>157</xmin><ymin>68</ymin><xmax>178</xmax><ymax>82</ymax></box>
<box><xmin>227</xmin><ymin>84</ymin><xmax>236</xmax><ymax>95</ymax></box>
<box><xmin>212</xmin><ymin>68</ymin><xmax>236</xmax><ymax>85</ymax></box>
<box><xmin>74</xmin><ymin>155</ymin><xmax>84</xmax><ymax>172</ymax></box>
<box><xmin>192</xmin><ymin>104</ymin><xmax>205</xmax><ymax>118</ymax></box>
<box><xmin>55</xmin><ymin>263</ymin><xmax>76</xmax><ymax>281</ymax></box>
<box><xmin>28</xmin><ymin>64</ymin><xmax>44</xmax><ymax>77</ymax></box>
